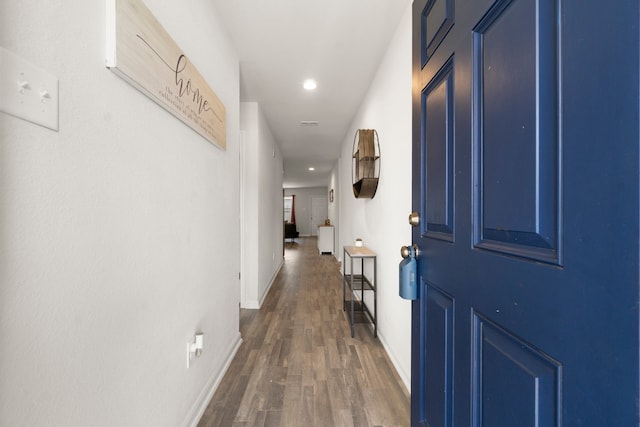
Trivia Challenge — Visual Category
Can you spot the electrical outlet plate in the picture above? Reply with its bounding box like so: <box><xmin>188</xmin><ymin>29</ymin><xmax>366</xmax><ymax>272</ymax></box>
<box><xmin>186</xmin><ymin>333</ymin><xmax>204</xmax><ymax>368</ymax></box>
<box><xmin>0</xmin><ymin>46</ymin><xmax>59</xmax><ymax>131</ymax></box>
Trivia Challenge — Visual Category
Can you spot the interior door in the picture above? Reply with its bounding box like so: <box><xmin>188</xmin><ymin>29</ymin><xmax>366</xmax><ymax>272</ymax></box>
<box><xmin>411</xmin><ymin>0</ymin><xmax>639</xmax><ymax>425</ymax></box>
<box><xmin>311</xmin><ymin>196</ymin><xmax>328</xmax><ymax>236</ymax></box>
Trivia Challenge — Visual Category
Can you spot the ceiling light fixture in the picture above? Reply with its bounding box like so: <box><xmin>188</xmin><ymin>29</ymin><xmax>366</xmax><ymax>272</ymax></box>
<box><xmin>308</xmin><ymin>167</ymin><xmax>315</xmax><ymax>171</ymax></box>
<box><xmin>303</xmin><ymin>79</ymin><xmax>317</xmax><ymax>90</ymax></box>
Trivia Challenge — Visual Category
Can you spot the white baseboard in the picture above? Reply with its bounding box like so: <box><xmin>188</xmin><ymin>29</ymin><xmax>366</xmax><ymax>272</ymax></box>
<box><xmin>378</xmin><ymin>332</ymin><xmax>411</xmax><ymax>393</ymax></box>
<box><xmin>241</xmin><ymin>300</ymin><xmax>260</xmax><ymax>309</ymax></box>
<box><xmin>181</xmin><ymin>332</ymin><xmax>243</xmax><ymax>427</ymax></box>
<box><xmin>260</xmin><ymin>259</ymin><xmax>283</xmax><ymax>306</ymax></box>
<box><xmin>240</xmin><ymin>259</ymin><xmax>284</xmax><ymax>309</ymax></box>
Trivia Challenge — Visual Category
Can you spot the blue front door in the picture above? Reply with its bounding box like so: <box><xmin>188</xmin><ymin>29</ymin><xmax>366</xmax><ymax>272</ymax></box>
<box><xmin>411</xmin><ymin>0</ymin><xmax>639</xmax><ymax>425</ymax></box>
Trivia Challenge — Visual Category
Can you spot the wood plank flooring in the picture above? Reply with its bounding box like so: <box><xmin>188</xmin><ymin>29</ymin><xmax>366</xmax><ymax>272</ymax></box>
<box><xmin>197</xmin><ymin>237</ymin><xmax>410</xmax><ymax>427</ymax></box>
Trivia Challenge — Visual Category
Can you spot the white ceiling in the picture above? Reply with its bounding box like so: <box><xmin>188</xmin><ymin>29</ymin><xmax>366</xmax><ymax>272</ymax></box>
<box><xmin>212</xmin><ymin>0</ymin><xmax>410</xmax><ymax>188</ymax></box>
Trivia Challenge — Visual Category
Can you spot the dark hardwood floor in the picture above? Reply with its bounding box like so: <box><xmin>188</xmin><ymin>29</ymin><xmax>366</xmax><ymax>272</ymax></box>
<box><xmin>197</xmin><ymin>237</ymin><xmax>410</xmax><ymax>427</ymax></box>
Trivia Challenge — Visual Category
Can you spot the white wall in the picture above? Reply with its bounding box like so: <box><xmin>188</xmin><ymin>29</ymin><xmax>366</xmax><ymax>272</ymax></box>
<box><xmin>284</xmin><ymin>187</ymin><xmax>329</xmax><ymax>236</ymax></box>
<box><xmin>240</xmin><ymin>102</ymin><xmax>284</xmax><ymax>308</ymax></box>
<box><xmin>335</xmin><ymin>2</ymin><xmax>413</xmax><ymax>389</ymax></box>
<box><xmin>0</xmin><ymin>1</ymin><xmax>241</xmax><ymax>426</ymax></box>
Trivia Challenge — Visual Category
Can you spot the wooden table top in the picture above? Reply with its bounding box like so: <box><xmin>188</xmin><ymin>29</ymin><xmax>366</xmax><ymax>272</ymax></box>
<box><xmin>344</xmin><ymin>245</ymin><xmax>376</xmax><ymax>257</ymax></box>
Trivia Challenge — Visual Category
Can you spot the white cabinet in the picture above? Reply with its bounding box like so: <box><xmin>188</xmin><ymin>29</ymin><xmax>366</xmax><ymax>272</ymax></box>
<box><xmin>317</xmin><ymin>225</ymin><xmax>334</xmax><ymax>254</ymax></box>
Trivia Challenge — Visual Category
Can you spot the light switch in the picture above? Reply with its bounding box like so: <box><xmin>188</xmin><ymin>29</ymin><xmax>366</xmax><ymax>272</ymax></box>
<box><xmin>0</xmin><ymin>46</ymin><xmax>59</xmax><ymax>131</ymax></box>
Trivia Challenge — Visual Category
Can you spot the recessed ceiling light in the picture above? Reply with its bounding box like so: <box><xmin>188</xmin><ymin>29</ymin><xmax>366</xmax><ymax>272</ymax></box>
<box><xmin>303</xmin><ymin>79</ymin><xmax>317</xmax><ymax>90</ymax></box>
<box><xmin>308</xmin><ymin>167</ymin><xmax>315</xmax><ymax>171</ymax></box>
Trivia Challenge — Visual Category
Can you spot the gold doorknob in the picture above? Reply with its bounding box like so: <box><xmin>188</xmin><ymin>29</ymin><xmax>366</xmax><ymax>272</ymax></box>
<box><xmin>408</xmin><ymin>211</ymin><xmax>420</xmax><ymax>227</ymax></box>
<box><xmin>400</xmin><ymin>245</ymin><xmax>411</xmax><ymax>259</ymax></box>
<box><xmin>401</xmin><ymin>244</ymin><xmax>420</xmax><ymax>259</ymax></box>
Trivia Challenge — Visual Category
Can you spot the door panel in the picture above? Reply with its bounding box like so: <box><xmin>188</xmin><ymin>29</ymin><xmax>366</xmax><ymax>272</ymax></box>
<box><xmin>473</xmin><ymin>313</ymin><xmax>561</xmax><ymax>426</ymax></box>
<box><xmin>422</xmin><ymin>0</ymin><xmax>454</xmax><ymax>64</ymax></box>
<box><xmin>424</xmin><ymin>282</ymin><xmax>455</xmax><ymax>427</ymax></box>
<box><xmin>473</xmin><ymin>0</ymin><xmax>559</xmax><ymax>263</ymax></box>
<box><xmin>423</xmin><ymin>58</ymin><xmax>455</xmax><ymax>241</ymax></box>
<box><xmin>411</xmin><ymin>0</ymin><xmax>639</xmax><ymax>426</ymax></box>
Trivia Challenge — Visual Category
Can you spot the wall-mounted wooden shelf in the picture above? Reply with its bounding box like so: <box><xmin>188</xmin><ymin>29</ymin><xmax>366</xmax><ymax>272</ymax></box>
<box><xmin>352</xmin><ymin>129</ymin><xmax>380</xmax><ymax>198</ymax></box>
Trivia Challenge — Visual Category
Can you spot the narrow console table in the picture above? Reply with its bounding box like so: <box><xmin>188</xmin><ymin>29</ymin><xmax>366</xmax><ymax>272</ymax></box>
<box><xmin>343</xmin><ymin>245</ymin><xmax>377</xmax><ymax>338</ymax></box>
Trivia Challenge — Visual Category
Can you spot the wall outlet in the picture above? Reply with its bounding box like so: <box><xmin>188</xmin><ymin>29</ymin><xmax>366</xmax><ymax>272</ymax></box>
<box><xmin>186</xmin><ymin>332</ymin><xmax>204</xmax><ymax>368</ymax></box>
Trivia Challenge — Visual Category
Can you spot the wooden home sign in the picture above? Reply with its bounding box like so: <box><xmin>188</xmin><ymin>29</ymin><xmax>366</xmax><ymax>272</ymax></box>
<box><xmin>105</xmin><ymin>0</ymin><xmax>226</xmax><ymax>149</ymax></box>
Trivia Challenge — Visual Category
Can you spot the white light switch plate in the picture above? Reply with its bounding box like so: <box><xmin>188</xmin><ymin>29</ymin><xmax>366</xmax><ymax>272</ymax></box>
<box><xmin>0</xmin><ymin>46</ymin><xmax>59</xmax><ymax>131</ymax></box>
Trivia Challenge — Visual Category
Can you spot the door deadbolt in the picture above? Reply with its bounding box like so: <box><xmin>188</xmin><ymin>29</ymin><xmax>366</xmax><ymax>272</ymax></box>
<box><xmin>408</xmin><ymin>211</ymin><xmax>420</xmax><ymax>227</ymax></box>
